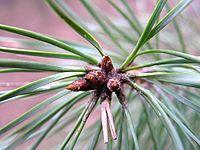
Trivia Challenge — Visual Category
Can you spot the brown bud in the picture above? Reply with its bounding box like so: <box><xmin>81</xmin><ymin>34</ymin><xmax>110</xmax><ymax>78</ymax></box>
<box><xmin>101</xmin><ymin>56</ymin><xmax>114</xmax><ymax>73</ymax></box>
<box><xmin>85</xmin><ymin>71</ymin><xmax>106</xmax><ymax>85</ymax></box>
<box><xmin>66</xmin><ymin>78</ymin><xmax>89</xmax><ymax>91</ymax></box>
<box><xmin>107</xmin><ymin>77</ymin><xmax>121</xmax><ymax>92</ymax></box>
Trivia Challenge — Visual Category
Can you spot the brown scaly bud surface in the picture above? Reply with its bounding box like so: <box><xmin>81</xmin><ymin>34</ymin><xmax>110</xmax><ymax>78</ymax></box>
<box><xmin>85</xmin><ymin>71</ymin><xmax>107</xmax><ymax>86</ymax></box>
<box><xmin>66</xmin><ymin>78</ymin><xmax>89</xmax><ymax>91</ymax></box>
<box><xmin>66</xmin><ymin>55</ymin><xmax>134</xmax><ymax>143</ymax></box>
<box><xmin>101</xmin><ymin>55</ymin><xmax>114</xmax><ymax>73</ymax></box>
<box><xmin>107</xmin><ymin>77</ymin><xmax>121</xmax><ymax>92</ymax></box>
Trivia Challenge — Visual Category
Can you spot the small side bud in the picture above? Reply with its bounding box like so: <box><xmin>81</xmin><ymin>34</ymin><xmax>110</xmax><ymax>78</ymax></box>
<box><xmin>107</xmin><ymin>77</ymin><xmax>121</xmax><ymax>92</ymax></box>
<box><xmin>66</xmin><ymin>78</ymin><xmax>89</xmax><ymax>91</ymax></box>
<box><xmin>85</xmin><ymin>71</ymin><xmax>106</xmax><ymax>85</ymax></box>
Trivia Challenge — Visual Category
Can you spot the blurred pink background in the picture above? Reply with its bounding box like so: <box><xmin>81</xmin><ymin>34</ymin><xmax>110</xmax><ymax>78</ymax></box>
<box><xmin>0</xmin><ymin>0</ymin><xmax>139</xmax><ymax>128</ymax></box>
